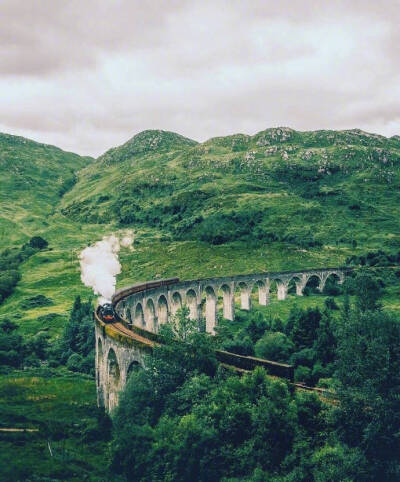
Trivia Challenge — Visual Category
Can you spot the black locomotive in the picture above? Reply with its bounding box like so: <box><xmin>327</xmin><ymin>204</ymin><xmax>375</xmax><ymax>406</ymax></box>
<box><xmin>98</xmin><ymin>303</ymin><xmax>116</xmax><ymax>323</ymax></box>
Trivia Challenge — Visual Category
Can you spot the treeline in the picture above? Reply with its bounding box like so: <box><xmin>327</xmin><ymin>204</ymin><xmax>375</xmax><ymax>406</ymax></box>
<box><xmin>110</xmin><ymin>271</ymin><xmax>400</xmax><ymax>481</ymax></box>
<box><xmin>346</xmin><ymin>249</ymin><xmax>400</xmax><ymax>267</ymax></box>
<box><xmin>218</xmin><ymin>302</ymin><xmax>337</xmax><ymax>387</ymax></box>
<box><xmin>216</xmin><ymin>272</ymin><xmax>389</xmax><ymax>388</ymax></box>
<box><xmin>0</xmin><ymin>295</ymin><xmax>94</xmax><ymax>375</ymax></box>
<box><xmin>48</xmin><ymin>296</ymin><xmax>95</xmax><ymax>375</ymax></box>
<box><xmin>0</xmin><ymin>318</ymin><xmax>48</xmax><ymax>368</ymax></box>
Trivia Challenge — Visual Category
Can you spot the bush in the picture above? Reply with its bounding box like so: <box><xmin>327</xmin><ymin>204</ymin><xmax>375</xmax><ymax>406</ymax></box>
<box><xmin>21</xmin><ymin>295</ymin><xmax>53</xmax><ymax>309</ymax></box>
<box><xmin>324</xmin><ymin>297</ymin><xmax>339</xmax><ymax>310</ymax></box>
<box><xmin>0</xmin><ymin>270</ymin><xmax>20</xmax><ymax>304</ymax></box>
<box><xmin>295</xmin><ymin>365</ymin><xmax>313</xmax><ymax>385</ymax></box>
<box><xmin>290</xmin><ymin>347</ymin><xmax>316</xmax><ymax>368</ymax></box>
<box><xmin>66</xmin><ymin>353</ymin><xmax>83</xmax><ymax>372</ymax></box>
<box><xmin>222</xmin><ymin>336</ymin><xmax>255</xmax><ymax>356</ymax></box>
<box><xmin>28</xmin><ymin>236</ymin><xmax>48</xmax><ymax>250</ymax></box>
<box><xmin>255</xmin><ymin>331</ymin><xmax>294</xmax><ymax>363</ymax></box>
<box><xmin>52</xmin><ymin>296</ymin><xmax>95</xmax><ymax>375</ymax></box>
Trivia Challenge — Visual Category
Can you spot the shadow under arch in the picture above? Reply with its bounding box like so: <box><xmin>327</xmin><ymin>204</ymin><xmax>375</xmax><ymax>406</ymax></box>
<box><xmin>126</xmin><ymin>360</ymin><xmax>141</xmax><ymax>382</ymax></box>
<box><xmin>304</xmin><ymin>274</ymin><xmax>323</xmax><ymax>295</ymax></box>
<box><xmin>157</xmin><ymin>295</ymin><xmax>169</xmax><ymax>325</ymax></box>
<box><xmin>107</xmin><ymin>348</ymin><xmax>121</xmax><ymax>412</ymax></box>
<box><xmin>323</xmin><ymin>272</ymin><xmax>342</xmax><ymax>295</ymax></box>
<box><xmin>135</xmin><ymin>302</ymin><xmax>145</xmax><ymax>328</ymax></box>
<box><xmin>171</xmin><ymin>291</ymin><xmax>183</xmax><ymax>315</ymax></box>
<box><xmin>97</xmin><ymin>337</ymin><xmax>104</xmax><ymax>407</ymax></box>
<box><xmin>145</xmin><ymin>298</ymin><xmax>156</xmax><ymax>332</ymax></box>
<box><xmin>185</xmin><ymin>289</ymin><xmax>198</xmax><ymax>320</ymax></box>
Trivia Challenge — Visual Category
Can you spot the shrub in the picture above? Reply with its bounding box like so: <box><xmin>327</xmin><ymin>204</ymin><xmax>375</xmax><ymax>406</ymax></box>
<box><xmin>222</xmin><ymin>336</ymin><xmax>255</xmax><ymax>356</ymax></box>
<box><xmin>255</xmin><ymin>331</ymin><xmax>294</xmax><ymax>363</ymax></box>
<box><xmin>28</xmin><ymin>236</ymin><xmax>48</xmax><ymax>250</ymax></box>
<box><xmin>295</xmin><ymin>365</ymin><xmax>312</xmax><ymax>385</ymax></box>
<box><xmin>21</xmin><ymin>295</ymin><xmax>53</xmax><ymax>309</ymax></box>
<box><xmin>0</xmin><ymin>270</ymin><xmax>20</xmax><ymax>304</ymax></box>
<box><xmin>66</xmin><ymin>353</ymin><xmax>83</xmax><ymax>372</ymax></box>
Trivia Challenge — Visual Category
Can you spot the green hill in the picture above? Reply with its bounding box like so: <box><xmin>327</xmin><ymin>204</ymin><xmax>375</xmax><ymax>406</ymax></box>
<box><xmin>62</xmin><ymin>126</ymin><xmax>400</xmax><ymax>258</ymax></box>
<box><xmin>0</xmin><ymin>132</ymin><xmax>92</xmax><ymax>246</ymax></box>
<box><xmin>1</xmin><ymin>127</ymin><xmax>400</xmax><ymax>338</ymax></box>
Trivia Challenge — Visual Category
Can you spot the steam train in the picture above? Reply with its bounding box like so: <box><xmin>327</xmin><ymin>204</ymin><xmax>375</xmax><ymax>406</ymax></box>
<box><xmin>97</xmin><ymin>303</ymin><xmax>117</xmax><ymax>323</ymax></box>
<box><xmin>97</xmin><ymin>277</ymin><xmax>180</xmax><ymax>324</ymax></box>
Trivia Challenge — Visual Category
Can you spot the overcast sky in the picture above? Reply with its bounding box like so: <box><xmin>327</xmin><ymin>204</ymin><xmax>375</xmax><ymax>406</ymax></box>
<box><xmin>1</xmin><ymin>0</ymin><xmax>399</xmax><ymax>157</ymax></box>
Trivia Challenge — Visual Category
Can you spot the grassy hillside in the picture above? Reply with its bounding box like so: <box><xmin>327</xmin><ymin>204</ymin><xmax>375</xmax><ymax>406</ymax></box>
<box><xmin>1</xmin><ymin>127</ymin><xmax>400</xmax><ymax>340</ymax></box>
<box><xmin>0</xmin><ymin>132</ymin><xmax>92</xmax><ymax>246</ymax></box>
<box><xmin>62</xmin><ymin>127</ymin><xmax>400</xmax><ymax>252</ymax></box>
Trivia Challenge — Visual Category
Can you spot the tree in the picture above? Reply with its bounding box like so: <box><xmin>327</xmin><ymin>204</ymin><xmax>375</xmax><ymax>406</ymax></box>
<box><xmin>347</xmin><ymin>270</ymin><xmax>383</xmax><ymax>312</ymax></box>
<box><xmin>288</xmin><ymin>307</ymin><xmax>322</xmax><ymax>350</ymax></box>
<box><xmin>255</xmin><ymin>331</ymin><xmax>294</xmax><ymax>362</ymax></box>
<box><xmin>334</xmin><ymin>308</ymin><xmax>400</xmax><ymax>480</ymax></box>
<box><xmin>28</xmin><ymin>236</ymin><xmax>48</xmax><ymax>250</ymax></box>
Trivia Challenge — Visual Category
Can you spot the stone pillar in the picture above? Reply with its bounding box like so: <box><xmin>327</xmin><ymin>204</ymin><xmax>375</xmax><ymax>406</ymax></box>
<box><xmin>205</xmin><ymin>295</ymin><xmax>217</xmax><ymax>334</ymax></box>
<box><xmin>277</xmin><ymin>282</ymin><xmax>288</xmax><ymax>300</ymax></box>
<box><xmin>153</xmin><ymin>316</ymin><xmax>159</xmax><ymax>333</ymax></box>
<box><xmin>318</xmin><ymin>275</ymin><xmax>327</xmax><ymax>293</ymax></box>
<box><xmin>258</xmin><ymin>280</ymin><xmax>270</xmax><ymax>305</ymax></box>
<box><xmin>188</xmin><ymin>302</ymin><xmax>198</xmax><ymax>321</ymax></box>
<box><xmin>240</xmin><ymin>288</ymin><xmax>251</xmax><ymax>310</ymax></box>
<box><xmin>223</xmin><ymin>288</ymin><xmax>235</xmax><ymax>321</ymax></box>
<box><xmin>295</xmin><ymin>275</ymin><xmax>307</xmax><ymax>296</ymax></box>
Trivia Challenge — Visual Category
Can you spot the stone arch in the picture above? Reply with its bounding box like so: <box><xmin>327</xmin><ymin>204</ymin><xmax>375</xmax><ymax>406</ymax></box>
<box><xmin>134</xmin><ymin>302</ymin><xmax>145</xmax><ymax>328</ymax></box>
<box><xmin>323</xmin><ymin>272</ymin><xmax>342</xmax><ymax>294</ymax></box>
<box><xmin>157</xmin><ymin>295</ymin><xmax>169</xmax><ymax>325</ymax></box>
<box><xmin>185</xmin><ymin>289</ymin><xmax>198</xmax><ymax>320</ymax></box>
<box><xmin>171</xmin><ymin>291</ymin><xmax>183</xmax><ymax>315</ymax></box>
<box><xmin>126</xmin><ymin>307</ymin><xmax>132</xmax><ymax>325</ymax></box>
<box><xmin>145</xmin><ymin>298</ymin><xmax>157</xmax><ymax>332</ymax></box>
<box><xmin>270</xmin><ymin>278</ymin><xmax>288</xmax><ymax>300</ymax></box>
<box><xmin>107</xmin><ymin>348</ymin><xmax>121</xmax><ymax>412</ymax></box>
<box><xmin>304</xmin><ymin>274</ymin><xmax>323</xmax><ymax>294</ymax></box>
<box><xmin>269</xmin><ymin>279</ymin><xmax>279</xmax><ymax>300</ymax></box>
<box><xmin>287</xmin><ymin>276</ymin><xmax>302</xmax><ymax>296</ymax></box>
<box><xmin>220</xmin><ymin>283</ymin><xmax>234</xmax><ymax>321</ymax></box>
<box><xmin>204</xmin><ymin>285</ymin><xmax>217</xmax><ymax>334</ymax></box>
<box><xmin>97</xmin><ymin>338</ymin><xmax>104</xmax><ymax>407</ymax></box>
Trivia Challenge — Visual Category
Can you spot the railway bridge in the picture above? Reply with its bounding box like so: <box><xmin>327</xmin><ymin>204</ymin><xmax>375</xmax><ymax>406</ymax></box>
<box><xmin>95</xmin><ymin>267</ymin><xmax>346</xmax><ymax>412</ymax></box>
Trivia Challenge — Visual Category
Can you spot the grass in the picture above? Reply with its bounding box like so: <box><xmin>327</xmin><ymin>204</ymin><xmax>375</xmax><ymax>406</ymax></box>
<box><xmin>0</xmin><ymin>368</ymin><xmax>110</xmax><ymax>481</ymax></box>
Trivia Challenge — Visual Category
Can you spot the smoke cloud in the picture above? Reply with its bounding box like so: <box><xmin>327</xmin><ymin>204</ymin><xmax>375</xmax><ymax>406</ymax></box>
<box><xmin>79</xmin><ymin>230</ymin><xmax>134</xmax><ymax>305</ymax></box>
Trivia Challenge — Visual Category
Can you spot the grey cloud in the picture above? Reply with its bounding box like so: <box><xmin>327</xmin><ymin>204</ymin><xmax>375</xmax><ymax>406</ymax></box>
<box><xmin>0</xmin><ymin>0</ymin><xmax>399</xmax><ymax>155</ymax></box>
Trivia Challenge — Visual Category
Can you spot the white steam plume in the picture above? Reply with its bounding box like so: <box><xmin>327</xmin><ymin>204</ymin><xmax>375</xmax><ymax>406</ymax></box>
<box><xmin>79</xmin><ymin>230</ymin><xmax>134</xmax><ymax>305</ymax></box>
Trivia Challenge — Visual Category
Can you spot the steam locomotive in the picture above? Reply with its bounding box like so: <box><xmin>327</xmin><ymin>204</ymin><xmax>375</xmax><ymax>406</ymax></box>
<box><xmin>97</xmin><ymin>278</ymin><xmax>180</xmax><ymax>324</ymax></box>
<box><xmin>98</xmin><ymin>303</ymin><xmax>116</xmax><ymax>323</ymax></box>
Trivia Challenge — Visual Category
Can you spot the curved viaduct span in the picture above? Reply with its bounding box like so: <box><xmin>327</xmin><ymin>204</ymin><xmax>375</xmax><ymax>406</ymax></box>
<box><xmin>95</xmin><ymin>267</ymin><xmax>346</xmax><ymax>412</ymax></box>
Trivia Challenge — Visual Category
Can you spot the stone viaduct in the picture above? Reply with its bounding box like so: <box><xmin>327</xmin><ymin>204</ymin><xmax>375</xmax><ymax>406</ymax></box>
<box><xmin>95</xmin><ymin>267</ymin><xmax>346</xmax><ymax>412</ymax></box>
